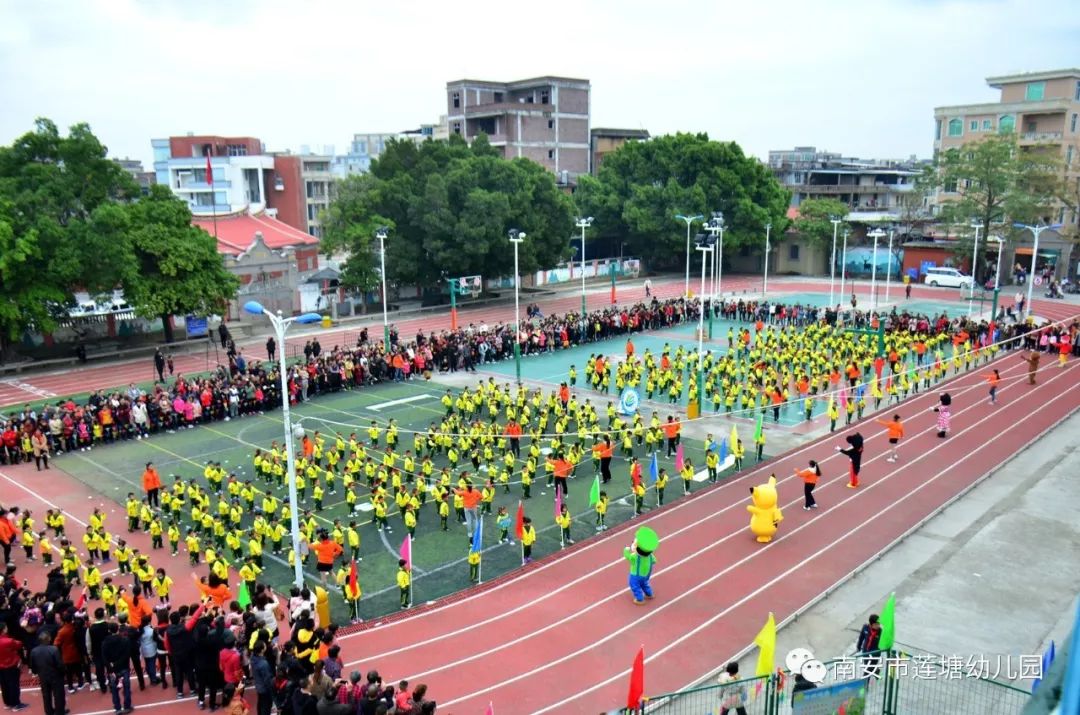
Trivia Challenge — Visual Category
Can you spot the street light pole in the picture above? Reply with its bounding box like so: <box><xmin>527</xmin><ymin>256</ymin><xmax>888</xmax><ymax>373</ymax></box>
<box><xmin>508</xmin><ymin>229</ymin><xmax>526</xmax><ymax>383</ymax></box>
<box><xmin>991</xmin><ymin>236</ymin><xmax>1004</xmax><ymax>320</ymax></box>
<box><xmin>675</xmin><ymin>214</ymin><xmax>704</xmax><ymax>297</ymax></box>
<box><xmin>884</xmin><ymin>229</ymin><xmax>894</xmax><ymax>305</ymax></box>
<box><xmin>839</xmin><ymin>230</ymin><xmax>849</xmax><ymax>313</ymax></box>
<box><xmin>703</xmin><ymin>215</ymin><xmax>723</xmax><ymax>339</ymax></box>
<box><xmin>243</xmin><ymin>301</ymin><xmax>323</xmax><ymax>589</ymax></box>
<box><xmin>1013</xmin><ymin>222</ymin><xmax>1063</xmax><ymax>319</ymax></box>
<box><xmin>968</xmin><ymin>222</ymin><xmax>982</xmax><ymax>317</ymax></box>
<box><xmin>375</xmin><ymin>227</ymin><xmax>391</xmax><ymax>351</ymax></box>
<box><xmin>763</xmin><ymin>222</ymin><xmax>772</xmax><ymax>296</ymax></box>
<box><xmin>575</xmin><ymin>217</ymin><xmax>593</xmax><ymax>343</ymax></box>
<box><xmin>694</xmin><ymin>234</ymin><xmax>716</xmax><ymax>412</ymax></box>
<box><xmin>829</xmin><ymin>218</ymin><xmax>842</xmax><ymax>307</ymax></box>
<box><xmin>867</xmin><ymin>228</ymin><xmax>885</xmax><ymax>313</ymax></box>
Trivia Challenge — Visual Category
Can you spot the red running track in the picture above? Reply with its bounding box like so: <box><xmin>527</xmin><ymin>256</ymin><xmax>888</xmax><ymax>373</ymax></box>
<box><xmin>1</xmin><ymin>275</ymin><xmax>1072</xmax><ymax>407</ymax></box>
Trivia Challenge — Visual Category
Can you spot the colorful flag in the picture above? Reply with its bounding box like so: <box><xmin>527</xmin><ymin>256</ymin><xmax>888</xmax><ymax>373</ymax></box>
<box><xmin>484</xmin><ymin>703</ymin><xmax>495</xmax><ymax>715</ymax></box>
<box><xmin>839</xmin><ymin>386</ymin><xmax>848</xmax><ymax>409</ymax></box>
<box><xmin>878</xmin><ymin>592</ymin><xmax>896</xmax><ymax>650</ymax></box>
<box><xmin>719</xmin><ymin>439</ymin><xmax>728</xmax><ymax>462</ymax></box>
<box><xmin>626</xmin><ymin>646</ymin><xmax>645</xmax><ymax>709</ymax></box>
<box><xmin>346</xmin><ymin>559</ymin><xmax>360</xmax><ymax>600</ymax></box>
<box><xmin>514</xmin><ymin>501</ymin><xmax>525</xmax><ymax>540</ymax></box>
<box><xmin>648</xmin><ymin>453</ymin><xmax>658</xmax><ymax>483</ymax></box>
<box><xmin>74</xmin><ymin>587</ymin><xmax>88</xmax><ymax>611</ymax></box>
<box><xmin>237</xmin><ymin>580</ymin><xmax>252</xmax><ymax>608</ymax></box>
<box><xmin>554</xmin><ymin>489</ymin><xmax>562</xmax><ymax>521</ymax></box>
<box><xmin>675</xmin><ymin>444</ymin><xmax>684</xmax><ymax>472</ymax></box>
<box><xmin>589</xmin><ymin>475</ymin><xmax>600</xmax><ymax>506</ymax></box>
<box><xmin>754</xmin><ymin>612</ymin><xmax>776</xmax><ymax>677</ymax></box>
<box><xmin>753</xmin><ymin>413</ymin><xmax>764</xmax><ymax>442</ymax></box>
<box><xmin>205</xmin><ymin>153</ymin><xmax>214</xmax><ymax>185</ymax></box>
<box><xmin>400</xmin><ymin>535</ymin><xmax>412</xmax><ymax>570</ymax></box>
<box><xmin>471</xmin><ymin>516</ymin><xmax>484</xmax><ymax>552</ymax></box>
<box><xmin>729</xmin><ymin>424</ymin><xmax>739</xmax><ymax>452</ymax></box>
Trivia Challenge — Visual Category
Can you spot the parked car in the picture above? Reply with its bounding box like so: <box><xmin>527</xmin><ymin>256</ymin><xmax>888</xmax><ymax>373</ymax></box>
<box><xmin>923</xmin><ymin>267</ymin><xmax>973</xmax><ymax>289</ymax></box>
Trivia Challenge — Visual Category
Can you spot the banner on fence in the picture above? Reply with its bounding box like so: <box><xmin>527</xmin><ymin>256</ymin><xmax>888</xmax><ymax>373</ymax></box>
<box><xmin>186</xmin><ymin>316</ymin><xmax>209</xmax><ymax>338</ymax></box>
<box><xmin>791</xmin><ymin>677</ymin><xmax>868</xmax><ymax>714</ymax></box>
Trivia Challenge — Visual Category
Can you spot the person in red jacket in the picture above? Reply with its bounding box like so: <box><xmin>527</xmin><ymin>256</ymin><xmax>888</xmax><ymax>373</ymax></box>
<box><xmin>0</xmin><ymin>623</ymin><xmax>28</xmax><ymax>710</ymax></box>
<box><xmin>54</xmin><ymin>614</ymin><xmax>86</xmax><ymax>692</ymax></box>
<box><xmin>219</xmin><ymin>632</ymin><xmax>244</xmax><ymax>704</ymax></box>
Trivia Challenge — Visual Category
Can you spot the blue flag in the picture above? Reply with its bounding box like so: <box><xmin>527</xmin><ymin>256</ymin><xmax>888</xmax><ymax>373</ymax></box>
<box><xmin>720</xmin><ymin>439</ymin><xmax>728</xmax><ymax>462</ymax></box>
<box><xmin>648</xmin><ymin>453</ymin><xmax>658</xmax><ymax>483</ymax></box>
<box><xmin>471</xmin><ymin>517</ymin><xmax>483</xmax><ymax>552</ymax></box>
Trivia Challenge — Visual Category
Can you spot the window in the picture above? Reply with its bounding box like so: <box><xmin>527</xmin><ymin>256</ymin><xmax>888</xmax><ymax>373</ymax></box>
<box><xmin>547</xmin><ymin>149</ymin><xmax>555</xmax><ymax>159</ymax></box>
<box><xmin>788</xmin><ymin>244</ymin><xmax>800</xmax><ymax>261</ymax></box>
<box><xmin>493</xmin><ymin>91</ymin><xmax>503</xmax><ymax>103</ymax></box>
<box><xmin>540</xmin><ymin>91</ymin><xmax>549</xmax><ymax>105</ymax></box>
<box><xmin>547</xmin><ymin>119</ymin><xmax>554</xmax><ymax>129</ymax></box>
<box><xmin>1025</xmin><ymin>82</ymin><xmax>1045</xmax><ymax>101</ymax></box>
<box><xmin>935</xmin><ymin>119</ymin><xmax>942</xmax><ymax>139</ymax></box>
<box><xmin>1067</xmin><ymin>145</ymin><xmax>1074</xmax><ymax>167</ymax></box>
<box><xmin>1072</xmin><ymin>114</ymin><xmax>1078</xmax><ymax>133</ymax></box>
<box><xmin>227</xmin><ymin>144</ymin><xmax>247</xmax><ymax>156</ymax></box>
<box><xmin>1026</xmin><ymin>121</ymin><xmax>1037</xmax><ymax>134</ymax></box>
<box><xmin>1076</xmin><ymin>81</ymin><xmax>1080</xmax><ymax>100</ymax></box>
<box><xmin>452</xmin><ymin>92</ymin><xmax>460</xmax><ymax>109</ymax></box>
<box><xmin>453</xmin><ymin>122</ymin><xmax>461</xmax><ymax>135</ymax></box>
<box><xmin>998</xmin><ymin>115</ymin><xmax>1015</xmax><ymax>133</ymax></box>
<box><xmin>944</xmin><ymin>179</ymin><xmax>958</xmax><ymax>193</ymax></box>
<box><xmin>947</xmin><ymin>118</ymin><xmax>963</xmax><ymax>137</ymax></box>
<box><xmin>982</xmin><ymin>119</ymin><xmax>993</xmax><ymax>131</ymax></box>
<box><xmin>970</xmin><ymin>120</ymin><xmax>979</xmax><ymax>131</ymax></box>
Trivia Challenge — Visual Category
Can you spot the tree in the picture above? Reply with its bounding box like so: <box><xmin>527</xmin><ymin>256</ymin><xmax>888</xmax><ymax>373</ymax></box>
<box><xmin>573</xmin><ymin>133</ymin><xmax>790</xmax><ymax>268</ymax></box>
<box><xmin>931</xmin><ymin>133</ymin><xmax>1064</xmax><ymax>278</ymax></box>
<box><xmin>0</xmin><ymin>118</ymin><xmax>137</xmax><ymax>354</ymax></box>
<box><xmin>791</xmin><ymin>197</ymin><xmax>850</xmax><ymax>247</ymax></box>
<box><xmin>322</xmin><ymin>135</ymin><xmax>574</xmax><ymax>294</ymax></box>
<box><xmin>118</xmin><ymin>186</ymin><xmax>239</xmax><ymax>342</ymax></box>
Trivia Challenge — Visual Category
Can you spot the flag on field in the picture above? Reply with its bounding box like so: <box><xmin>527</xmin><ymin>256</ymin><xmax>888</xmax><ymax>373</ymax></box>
<box><xmin>878</xmin><ymin>592</ymin><xmax>896</xmax><ymax>650</ymax></box>
<box><xmin>839</xmin><ymin>386</ymin><xmax>848</xmax><ymax>409</ymax></box>
<box><xmin>237</xmin><ymin>581</ymin><xmax>252</xmax><ymax>608</ymax></box>
<box><xmin>400</xmin><ymin>535</ymin><xmax>412</xmax><ymax>570</ymax></box>
<box><xmin>719</xmin><ymin>439</ymin><xmax>728</xmax><ymax>462</ymax></box>
<box><xmin>648</xmin><ymin>453</ymin><xmax>658</xmax><ymax>483</ymax></box>
<box><xmin>753</xmin><ymin>413</ymin><xmax>764</xmax><ymax>442</ymax></box>
<box><xmin>675</xmin><ymin>444</ymin><xmax>684</xmax><ymax>472</ymax></box>
<box><xmin>729</xmin><ymin>424</ymin><xmax>739</xmax><ymax>452</ymax></box>
<box><xmin>346</xmin><ymin>559</ymin><xmax>361</xmax><ymax>600</ymax></box>
<box><xmin>514</xmin><ymin>501</ymin><xmax>525</xmax><ymax>540</ymax></box>
<box><xmin>754</xmin><ymin>612</ymin><xmax>776</xmax><ymax>677</ymax></box>
<box><xmin>1032</xmin><ymin>641</ymin><xmax>1056</xmax><ymax>693</ymax></box>
<box><xmin>626</xmin><ymin>646</ymin><xmax>645</xmax><ymax>709</ymax></box>
<box><xmin>74</xmin><ymin>587</ymin><xmax>88</xmax><ymax>611</ymax></box>
<box><xmin>484</xmin><ymin>703</ymin><xmax>495</xmax><ymax>715</ymax></box>
<box><xmin>471</xmin><ymin>517</ymin><xmax>484</xmax><ymax>552</ymax></box>
<box><xmin>205</xmin><ymin>153</ymin><xmax>214</xmax><ymax>185</ymax></box>
<box><xmin>589</xmin><ymin>475</ymin><xmax>600</xmax><ymax>506</ymax></box>
<box><xmin>554</xmin><ymin>489</ymin><xmax>562</xmax><ymax>520</ymax></box>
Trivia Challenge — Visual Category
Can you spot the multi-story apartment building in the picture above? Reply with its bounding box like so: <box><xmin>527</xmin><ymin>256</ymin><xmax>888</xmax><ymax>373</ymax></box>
<box><xmin>933</xmin><ymin>68</ymin><xmax>1080</xmax><ymax>278</ymax></box>
<box><xmin>445</xmin><ymin>76</ymin><xmax>591</xmax><ymax>184</ymax></box>
<box><xmin>590</xmin><ymin>128</ymin><xmax>650</xmax><ymax>175</ymax></box>
<box><xmin>768</xmin><ymin>147</ymin><xmax>925</xmax><ymax>222</ymax></box>
<box><xmin>151</xmin><ymin>135</ymin><xmax>278</xmax><ymax>216</ymax></box>
<box><xmin>114</xmin><ymin>158</ymin><xmax>156</xmax><ymax>195</ymax></box>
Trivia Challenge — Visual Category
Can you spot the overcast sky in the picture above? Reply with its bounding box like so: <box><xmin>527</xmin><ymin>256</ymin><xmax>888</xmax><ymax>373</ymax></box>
<box><xmin>1</xmin><ymin>0</ymin><xmax>1076</xmax><ymax>170</ymax></box>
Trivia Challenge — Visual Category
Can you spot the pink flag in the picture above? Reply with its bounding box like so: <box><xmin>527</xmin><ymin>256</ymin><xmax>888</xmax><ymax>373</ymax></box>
<box><xmin>675</xmin><ymin>443</ymin><xmax>684</xmax><ymax>472</ymax></box>
<box><xmin>484</xmin><ymin>703</ymin><xmax>495</xmax><ymax>715</ymax></box>
<box><xmin>400</xmin><ymin>535</ymin><xmax>411</xmax><ymax>570</ymax></box>
<box><xmin>554</xmin><ymin>488</ymin><xmax>562</xmax><ymax>520</ymax></box>
<box><xmin>839</xmin><ymin>386</ymin><xmax>848</xmax><ymax>409</ymax></box>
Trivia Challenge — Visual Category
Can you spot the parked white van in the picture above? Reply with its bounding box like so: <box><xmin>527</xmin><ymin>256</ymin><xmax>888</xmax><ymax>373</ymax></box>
<box><xmin>923</xmin><ymin>267</ymin><xmax>973</xmax><ymax>289</ymax></box>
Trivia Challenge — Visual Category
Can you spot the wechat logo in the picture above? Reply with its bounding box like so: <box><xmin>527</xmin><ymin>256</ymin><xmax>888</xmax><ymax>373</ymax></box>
<box><xmin>786</xmin><ymin>647</ymin><xmax>827</xmax><ymax>684</ymax></box>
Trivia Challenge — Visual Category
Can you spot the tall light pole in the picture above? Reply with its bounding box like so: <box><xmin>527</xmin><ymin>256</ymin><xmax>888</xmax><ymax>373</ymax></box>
<box><xmin>968</xmin><ymin>221</ymin><xmax>982</xmax><ymax>316</ymax></box>
<box><xmin>694</xmin><ymin>233</ymin><xmax>716</xmax><ymax>411</ymax></box>
<box><xmin>763</xmin><ymin>222</ymin><xmax>772</xmax><ymax>296</ymax></box>
<box><xmin>867</xmin><ymin>228</ymin><xmax>886</xmax><ymax>313</ymax></box>
<box><xmin>839</xmin><ymin>230</ymin><xmax>849</xmax><ymax>312</ymax></box>
<box><xmin>991</xmin><ymin>235</ymin><xmax>1005</xmax><ymax>320</ymax></box>
<box><xmin>1013</xmin><ymin>222</ymin><xmax>1063</xmax><ymax>318</ymax></box>
<box><xmin>242</xmin><ymin>301</ymin><xmax>323</xmax><ymax>588</ymax></box>
<box><xmin>829</xmin><ymin>217</ymin><xmax>842</xmax><ymax>307</ymax></box>
<box><xmin>675</xmin><ymin>213</ymin><xmax>704</xmax><ymax>297</ymax></box>
<box><xmin>575</xmin><ymin>216</ymin><xmax>593</xmax><ymax>343</ymax></box>
<box><xmin>508</xmin><ymin>229</ymin><xmax>526</xmax><ymax>383</ymax></box>
<box><xmin>375</xmin><ymin>226</ymin><xmax>391</xmax><ymax>350</ymax></box>
<box><xmin>884</xmin><ymin>229</ymin><xmax>894</xmax><ymax>305</ymax></box>
<box><xmin>703</xmin><ymin>215</ymin><xmax>723</xmax><ymax>339</ymax></box>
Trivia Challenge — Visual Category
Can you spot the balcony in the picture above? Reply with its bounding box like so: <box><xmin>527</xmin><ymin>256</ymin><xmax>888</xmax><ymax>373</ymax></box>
<box><xmin>177</xmin><ymin>177</ymin><xmax>231</xmax><ymax>189</ymax></box>
<box><xmin>459</xmin><ymin>101</ymin><xmax>554</xmax><ymax>118</ymax></box>
<box><xmin>1019</xmin><ymin>131</ymin><xmax>1064</xmax><ymax>143</ymax></box>
<box><xmin>791</xmin><ymin>183</ymin><xmax>911</xmax><ymax>195</ymax></box>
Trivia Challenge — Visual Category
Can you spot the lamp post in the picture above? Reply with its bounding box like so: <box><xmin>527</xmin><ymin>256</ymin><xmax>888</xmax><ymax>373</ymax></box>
<box><xmin>763</xmin><ymin>222</ymin><xmax>772</xmax><ymax>296</ymax></box>
<box><xmin>675</xmin><ymin>213</ymin><xmax>704</xmax><ymax>297</ymax></box>
<box><xmin>1013</xmin><ymin>222</ymin><xmax>1063</xmax><ymax>319</ymax></box>
<box><xmin>867</xmin><ymin>228</ymin><xmax>886</xmax><ymax>313</ymax></box>
<box><xmin>694</xmin><ymin>233</ymin><xmax>716</xmax><ymax>411</ymax></box>
<box><xmin>508</xmin><ymin>229</ymin><xmax>526</xmax><ymax>383</ymax></box>
<box><xmin>375</xmin><ymin>227</ymin><xmax>391</xmax><ymax>350</ymax></box>
<box><xmin>446</xmin><ymin>277</ymin><xmax>461</xmax><ymax>331</ymax></box>
<box><xmin>884</xmin><ymin>229</ymin><xmax>894</xmax><ymax>305</ymax></box>
<box><xmin>968</xmin><ymin>222</ymin><xmax>982</xmax><ymax>317</ymax></box>
<box><xmin>829</xmin><ymin>217</ymin><xmax>842</xmax><ymax>307</ymax></box>
<box><xmin>839</xmin><ymin>230</ymin><xmax>849</xmax><ymax>314</ymax></box>
<box><xmin>242</xmin><ymin>301</ymin><xmax>323</xmax><ymax>588</ymax></box>
<box><xmin>575</xmin><ymin>216</ymin><xmax>593</xmax><ymax>342</ymax></box>
<box><xmin>991</xmin><ymin>235</ymin><xmax>1004</xmax><ymax>320</ymax></box>
<box><xmin>703</xmin><ymin>214</ymin><xmax>723</xmax><ymax>339</ymax></box>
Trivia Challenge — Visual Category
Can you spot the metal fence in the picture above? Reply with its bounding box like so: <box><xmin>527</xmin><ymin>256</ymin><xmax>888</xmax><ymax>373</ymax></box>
<box><xmin>637</xmin><ymin>648</ymin><xmax>1032</xmax><ymax>715</ymax></box>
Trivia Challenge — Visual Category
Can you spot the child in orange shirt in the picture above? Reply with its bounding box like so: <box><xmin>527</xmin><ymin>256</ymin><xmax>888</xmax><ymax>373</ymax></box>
<box><xmin>796</xmin><ymin>460</ymin><xmax>821</xmax><ymax>510</ymax></box>
<box><xmin>875</xmin><ymin>414</ymin><xmax>904</xmax><ymax>463</ymax></box>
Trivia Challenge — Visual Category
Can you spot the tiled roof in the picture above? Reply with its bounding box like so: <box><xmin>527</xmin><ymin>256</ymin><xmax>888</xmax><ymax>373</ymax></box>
<box><xmin>192</xmin><ymin>212</ymin><xmax>319</xmax><ymax>255</ymax></box>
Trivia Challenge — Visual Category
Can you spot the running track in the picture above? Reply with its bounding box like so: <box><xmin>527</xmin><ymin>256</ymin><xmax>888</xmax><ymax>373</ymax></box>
<box><xmin>0</xmin><ymin>275</ymin><xmax>1071</xmax><ymax>408</ymax></box>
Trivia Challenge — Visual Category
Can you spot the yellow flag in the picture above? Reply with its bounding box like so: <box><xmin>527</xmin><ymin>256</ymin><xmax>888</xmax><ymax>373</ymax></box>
<box><xmin>729</xmin><ymin>424</ymin><xmax>739</xmax><ymax>452</ymax></box>
<box><xmin>753</xmin><ymin>612</ymin><xmax>776</xmax><ymax>677</ymax></box>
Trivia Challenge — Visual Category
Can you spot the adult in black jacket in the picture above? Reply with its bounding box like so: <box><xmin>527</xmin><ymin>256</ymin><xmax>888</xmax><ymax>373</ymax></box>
<box><xmin>194</xmin><ymin>617</ymin><xmax>226</xmax><ymax>710</ymax></box>
<box><xmin>87</xmin><ymin>609</ymin><xmax>110</xmax><ymax>693</ymax></box>
<box><xmin>291</xmin><ymin>679</ymin><xmax>318</xmax><ymax>715</ymax></box>
<box><xmin>29</xmin><ymin>632</ymin><xmax>66</xmax><ymax>715</ymax></box>
<box><xmin>165</xmin><ymin>605</ymin><xmax>202</xmax><ymax>698</ymax></box>
<box><xmin>250</xmin><ymin>642</ymin><xmax>275</xmax><ymax>715</ymax></box>
<box><xmin>101</xmin><ymin>623</ymin><xmax>133</xmax><ymax>714</ymax></box>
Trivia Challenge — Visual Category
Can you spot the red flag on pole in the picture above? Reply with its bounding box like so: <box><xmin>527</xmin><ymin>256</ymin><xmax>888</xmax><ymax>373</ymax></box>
<box><xmin>627</xmin><ymin>645</ymin><xmax>645</xmax><ymax>710</ymax></box>
<box><xmin>347</xmin><ymin>559</ymin><xmax>360</xmax><ymax>599</ymax></box>
<box><xmin>514</xmin><ymin>501</ymin><xmax>525</xmax><ymax>540</ymax></box>
<box><xmin>205</xmin><ymin>153</ymin><xmax>214</xmax><ymax>185</ymax></box>
<box><xmin>74</xmin><ymin>587</ymin><xmax>88</xmax><ymax>611</ymax></box>
<box><xmin>399</xmin><ymin>535</ymin><xmax>412</xmax><ymax>570</ymax></box>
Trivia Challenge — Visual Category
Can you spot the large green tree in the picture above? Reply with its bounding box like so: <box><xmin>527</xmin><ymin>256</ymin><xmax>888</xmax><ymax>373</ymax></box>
<box><xmin>322</xmin><ymin>134</ymin><xmax>574</xmax><ymax>293</ymax></box>
<box><xmin>791</xmin><ymin>197</ymin><xmax>850</xmax><ymax>246</ymax></box>
<box><xmin>574</xmin><ymin>132</ymin><xmax>791</xmax><ymax>268</ymax></box>
<box><xmin>0</xmin><ymin>118</ymin><xmax>137</xmax><ymax>352</ymax></box>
